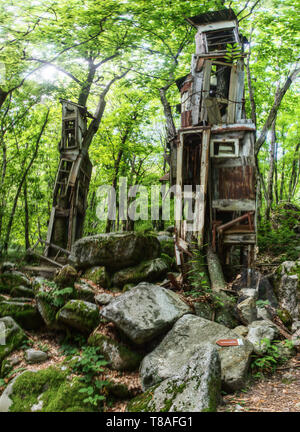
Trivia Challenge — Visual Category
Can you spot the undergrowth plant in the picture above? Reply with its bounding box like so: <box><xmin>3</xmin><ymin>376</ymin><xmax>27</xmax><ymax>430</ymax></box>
<box><xmin>251</xmin><ymin>338</ymin><xmax>294</xmax><ymax>378</ymax></box>
<box><xmin>60</xmin><ymin>338</ymin><xmax>110</xmax><ymax>409</ymax></box>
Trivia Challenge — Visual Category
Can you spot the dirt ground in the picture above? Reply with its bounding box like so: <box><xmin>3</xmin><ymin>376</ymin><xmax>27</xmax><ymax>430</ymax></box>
<box><xmin>218</xmin><ymin>355</ymin><xmax>300</xmax><ymax>412</ymax></box>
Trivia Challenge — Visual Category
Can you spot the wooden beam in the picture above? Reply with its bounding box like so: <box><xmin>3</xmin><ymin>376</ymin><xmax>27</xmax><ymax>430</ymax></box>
<box><xmin>200</xmin><ymin>60</ymin><xmax>212</xmax><ymax>122</ymax></box>
<box><xmin>212</xmin><ymin>199</ymin><xmax>256</xmax><ymax>211</ymax></box>
<box><xmin>227</xmin><ymin>65</ymin><xmax>238</xmax><ymax>123</ymax></box>
<box><xmin>194</xmin><ymin>128</ymin><xmax>210</xmax><ymax>245</ymax></box>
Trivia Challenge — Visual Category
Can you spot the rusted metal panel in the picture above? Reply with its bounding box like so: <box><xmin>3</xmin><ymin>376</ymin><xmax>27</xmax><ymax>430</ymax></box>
<box><xmin>181</xmin><ymin>110</ymin><xmax>192</xmax><ymax>128</ymax></box>
<box><xmin>218</xmin><ymin>166</ymin><xmax>255</xmax><ymax>200</ymax></box>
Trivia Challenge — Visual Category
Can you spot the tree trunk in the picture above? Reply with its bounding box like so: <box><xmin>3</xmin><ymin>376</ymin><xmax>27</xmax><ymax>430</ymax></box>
<box><xmin>159</xmin><ymin>86</ymin><xmax>176</xmax><ymax>143</ymax></box>
<box><xmin>255</xmin><ymin>67</ymin><xmax>300</xmax><ymax>155</ymax></box>
<box><xmin>265</xmin><ymin>118</ymin><xmax>276</xmax><ymax>220</ymax></box>
<box><xmin>288</xmin><ymin>142</ymin><xmax>300</xmax><ymax>201</ymax></box>
<box><xmin>280</xmin><ymin>149</ymin><xmax>286</xmax><ymax>201</ymax></box>
<box><xmin>24</xmin><ymin>181</ymin><xmax>30</xmax><ymax>250</ymax></box>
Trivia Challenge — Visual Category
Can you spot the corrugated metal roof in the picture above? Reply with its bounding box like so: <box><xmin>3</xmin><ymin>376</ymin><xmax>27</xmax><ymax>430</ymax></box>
<box><xmin>186</xmin><ymin>8</ymin><xmax>237</xmax><ymax>28</ymax></box>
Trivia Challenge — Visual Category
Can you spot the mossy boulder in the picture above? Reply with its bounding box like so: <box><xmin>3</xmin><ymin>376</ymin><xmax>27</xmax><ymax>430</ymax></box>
<box><xmin>56</xmin><ymin>300</ymin><xmax>100</xmax><ymax>334</ymax></box>
<box><xmin>35</xmin><ymin>291</ymin><xmax>61</xmax><ymax>329</ymax></box>
<box><xmin>140</xmin><ymin>314</ymin><xmax>253</xmax><ymax>392</ymax></box>
<box><xmin>101</xmin><ymin>283</ymin><xmax>191</xmax><ymax>345</ymax></box>
<box><xmin>69</xmin><ymin>232</ymin><xmax>161</xmax><ymax>271</ymax></box>
<box><xmin>194</xmin><ymin>293</ymin><xmax>239</xmax><ymax>329</ymax></box>
<box><xmin>112</xmin><ymin>258</ymin><xmax>169</xmax><ymax>288</ymax></box>
<box><xmin>74</xmin><ymin>282</ymin><xmax>96</xmax><ymax>303</ymax></box>
<box><xmin>11</xmin><ymin>285</ymin><xmax>34</xmax><ymax>299</ymax></box>
<box><xmin>277</xmin><ymin>308</ymin><xmax>293</xmax><ymax>328</ymax></box>
<box><xmin>0</xmin><ymin>317</ymin><xmax>27</xmax><ymax>368</ymax></box>
<box><xmin>128</xmin><ymin>345</ymin><xmax>221</xmax><ymax>412</ymax></box>
<box><xmin>88</xmin><ymin>332</ymin><xmax>142</xmax><ymax>371</ymax></box>
<box><xmin>83</xmin><ymin>266</ymin><xmax>110</xmax><ymax>288</ymax></box>
<box><xmin>0</xmin><ymin>367</ymin><xmax>97</xmax><ymax>412</ymax></box>
<box><xmin>0</xmin><ymin>300</ymin><xmax>43</xmax><ymax>330</ymax></box>
<box><xmin>0</xmin><ymin>271</ymin><xmax>31</xmax><ymax>294</ymax></box>
<box><xmin>54</xmin><ymin>265</ymin><xmax>78</xmax><ymax>288</ymax></box>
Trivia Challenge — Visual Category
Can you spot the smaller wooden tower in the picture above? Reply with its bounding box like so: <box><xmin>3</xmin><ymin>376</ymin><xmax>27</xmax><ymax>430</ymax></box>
<box><xmin>169</xmin><ymin>9</ymin><xmax>257</xmax><ymax>270</ymax></box>
<box><xmin>45</xmin><ymin>99</ymin><xmax>92</xmax><ymax>258</ymax></box>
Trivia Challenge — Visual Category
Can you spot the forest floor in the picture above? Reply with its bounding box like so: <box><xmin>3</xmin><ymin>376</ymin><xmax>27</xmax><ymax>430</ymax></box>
<box><xmin>218</xmin><ymin>355</ymin><xmax>300</xmax><ymax>412</ymax></box>
<box><xmin>3</xmin><ymin>325</ymin><xmax>300</xmax><ymax>413</ymax></box>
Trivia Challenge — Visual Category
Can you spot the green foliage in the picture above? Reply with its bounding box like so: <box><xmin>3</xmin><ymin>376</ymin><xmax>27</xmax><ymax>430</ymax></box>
<box><xmin>251</xmin><ymin>338</ymin><xmax>293</xmax><ymax>378</ymax></box>
<box><xmin>258</xmin><ymin>204</ymin><xmax>299</xmax><ymax>261</ymax></box>
<box><xmin>68</xmin><ymin>345</ymin><xmax>110</xmax><ymax>407</ymax></box>
<box><xmin>224</xmin><ymin>43</ymin><xmax>242</xmax><ymax>64</ymax></box>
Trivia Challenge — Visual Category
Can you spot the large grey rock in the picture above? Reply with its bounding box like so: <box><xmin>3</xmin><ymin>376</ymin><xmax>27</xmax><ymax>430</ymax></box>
<box><xmin>246</xmin><ymin>320</ymin><xmax>278</xmax><ymax>354</ymax></box>
<box><xmin>56</xmin><ymin>300</ymin><xmax>100</xmax><ymax>334</ymax></box>
<box><xmin>0</xmin><ymin>317</ymin><xmax>27</xmax><ymax>366</ymax></box>
<box><xmin>128</xmin><ymin>345</ymin><xmax>221</xmax><ymax>412</ymax></box>
<box><xmin>88</xmin><ymin>332</ymin><xmax>142</xmax><ymax>371</ymax></box>
<box><xmin>101</xmin><ymin>283</ymin><xmax>191</xmax><ymax>345</ymax></box>
<box><xmin>95</xmin><ymin>293</ymin><xmax>113</xmax><ymax>306</ymax></box>
<box><xmin>112</xmin><ymin>258</ymin><xmax>169</xmax><ymax>287</ymax></box>
<box><xmin>140</xmin><ymin>314</ymin><xmax>253</xmax><ymax>392</ymax></box>
<box><xmin>277</xmin><ymin>274</ymin><xmax>299</xmax><ymax>320</ymax></box>
<box><xmin>237</xmin><ymin>297</ymin><xmax>257</xmax><ymax>324</ymax></box>
<box><xmin>25</xmin><ymin>349</ymin><xmax>48</xmax><ymax>364</ymax></box>
<box><xmin>0</xmin><ymin>372</ymin><xmax>27</xmax><ymax>412</ymax></box>
<box><xmin>69</xmin><ymin>232</ymin><xmax>161</xmax><ymax>271</ymax></box>
<box><xmin>233</xmin><ymin>269</ymin><xmax>278</xmax><ymax>307</ymax></box>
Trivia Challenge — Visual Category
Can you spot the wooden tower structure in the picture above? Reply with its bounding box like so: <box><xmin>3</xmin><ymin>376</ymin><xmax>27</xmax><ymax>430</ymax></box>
<box><xmin>169</xmin><ymin>9</ymin><xmax>257</xmax><ymax>269</ymax></box>
<box><xmin>45</xmin><ymin>99</ymin><xmax>92</xmax><ymax>258</ymax></box>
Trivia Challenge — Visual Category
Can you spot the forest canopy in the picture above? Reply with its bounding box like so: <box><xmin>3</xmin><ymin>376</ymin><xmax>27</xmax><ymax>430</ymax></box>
<box><xmin>0</xmin><ymin>0</ymin><xmax>299</xmax><ymax>257</ymax></box>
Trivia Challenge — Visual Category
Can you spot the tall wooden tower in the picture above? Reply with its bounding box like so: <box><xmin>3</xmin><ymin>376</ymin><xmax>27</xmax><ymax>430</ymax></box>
<box><xmin>170</xmin><ymin>9</ymin><xmax>257</xmax><ymax>269</ymax></box>
<box><xmin>45</xmin><ymin>99</ymin><xmax>92</xmax><ymax>258</ymax></box>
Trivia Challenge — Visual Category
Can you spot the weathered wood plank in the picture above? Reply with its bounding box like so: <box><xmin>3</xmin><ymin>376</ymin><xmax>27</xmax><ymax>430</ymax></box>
<box><xmin>212</xmin><ymin>199</ymin><xmax>256</xmax><ymax>211</ymax></box>
<box><xmin>194</xmin><ymin>129</ymin><xmax>210</xmax><ymax>245</ymax></box>
<box><xmin>205</xmin><ymin>97</ymin><xmax>222</xmax><ymax>124</ymax></box>
<box><xmin>223</xmin><ymin>233</ymin><xmax>256</xmax><ymax>244</ymax></box>
<box><xmin>200</xmin><ymin>60</ymin><xmax>212</xmax><ymax>122</ymax></box>
<box><xmin>227</xmin><ymin>65</ymin><xmax>238</xmax><ymax>123</ymax></box>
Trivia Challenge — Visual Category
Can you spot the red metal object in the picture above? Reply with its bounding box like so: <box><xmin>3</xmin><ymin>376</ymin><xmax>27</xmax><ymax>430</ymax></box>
<box><xmin>216</xmin><ymin>339</ymin><xmax>242</xmax><ymax>347</ymax></box>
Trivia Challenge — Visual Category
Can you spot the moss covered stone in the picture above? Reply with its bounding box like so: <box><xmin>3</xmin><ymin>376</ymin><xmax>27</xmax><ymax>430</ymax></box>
<box><xmin>83</xmin><ymin>266</ymin><xmax>110</xmax><ymax>288</ymax></box>
<box><xmin>112</xmin><ymin>258</ymin><xmax>168</xmax><ymax>288</ymax></box>
<box><xmin>35</xmin><ymin>291</ymin><xmax>60</xmax><ymax>329</ymax></box>
<box><xmin>11</xmin><ymin>285</ymin><xmax>34</xmax><ymax>299</ymax></box>
<box><xmin>56</xmin><ymin>300</ymin><xmax>100</xmax><ymax>333</ymax></box>
<box><xmin>54</xmin><ymin>265</ymin><xmax>78</xmax><ymax>288</ymax></box>
<box><xmin>0</xmin><ymin>271</ymin><xmax>30</xmax><ymax>288</ymax></box>
<box><xmin>128</xmin><ymin>346</ymin><xmax>221</xmax><ymax>412</ymax></box>
<box><xmin>0</xmin><ymin>367</ymin><xmax>96</xmax><ymax>412</ymax></box>
<box><xmin>0</xmin><ymin>300</ymin><xmax>43</xmax><ymax>330</ymax></box>
<box><xmin>0</xmin><ymin>316</ymin><xmax>27</xmax><ymax>369</ymax></box>
<box><xmin>88</xmin><ymin>332</ymin><xmax>142</xmax><ymax>371</ymax></box>
<box><xmin>277</xmin><ymin>308</ymin><xmax>293</xmax><ymax>328</ymax></box>
<box><xmin>70</xmin><ymin>232</ymin><xmax>161</xmax><ymax>271</ymax></box>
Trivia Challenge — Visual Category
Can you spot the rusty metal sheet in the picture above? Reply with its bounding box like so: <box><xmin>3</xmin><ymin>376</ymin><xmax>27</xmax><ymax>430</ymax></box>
<box><xmin>218</xmin><ymin>166</ymin><xmax>255</xmax><ymax>200</ymax></box>
<box><xmin>181</xmin><ymin>110</ymin><xmax>192</xmax><ymax>128</ymax></box>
